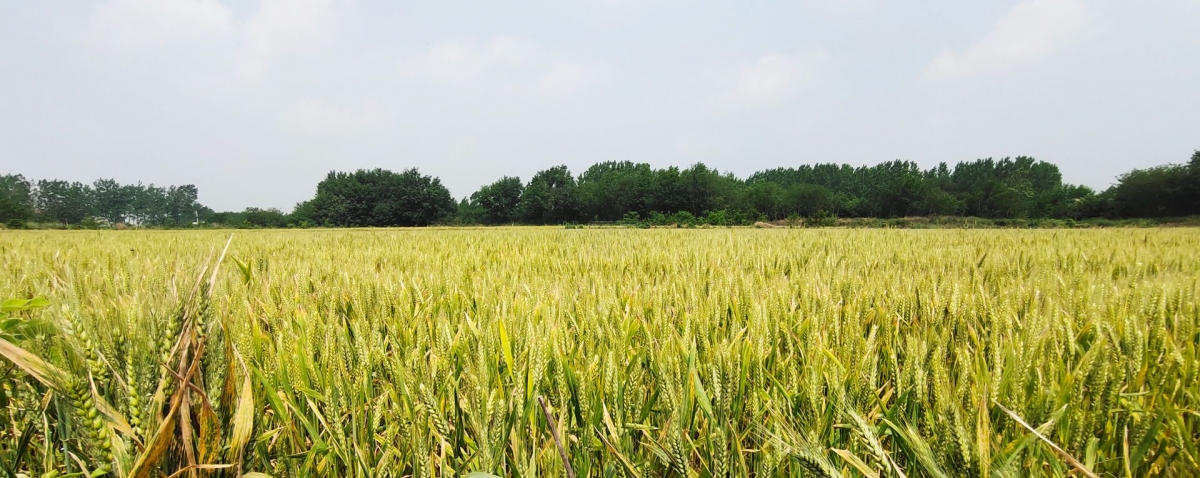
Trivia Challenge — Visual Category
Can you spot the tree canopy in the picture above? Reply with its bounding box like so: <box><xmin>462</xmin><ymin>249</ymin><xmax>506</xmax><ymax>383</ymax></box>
<box><xmin>470</xmin><ymin>176</ymin><xmax>524</xmax><ymax>225</ymax></box>
<box><xmin>294</xmin><ymin>168</ymin><xmax>456</xmax><ymax>227</ymax></box>
<box><xmin>448</xmin><ymin>152</ymin><xmax>1199</xmax><ymax>225</ymax></box>
<box><xmin>4</xmin><ymin>151</ymin><xmax>1198</xmax><ymax>228</ymax></box>
<box><xmin>0</xmin><ymin>175</ymin><xmax>202</xmax><ymax>226</ymax></box>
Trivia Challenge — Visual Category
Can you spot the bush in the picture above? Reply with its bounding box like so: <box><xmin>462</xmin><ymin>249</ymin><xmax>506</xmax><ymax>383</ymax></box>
<box><xmin>670</xmin><ymin>211</ymin><xmax>697</xmax><ymax>227</ymax></box>
<box><xmin>805</xmin><ymin>211</ymin><xmax>837</xmax><ymax>228</ymax></box>
<box><xmin>705</xmin><ymin>210</ymin><xmax>728</xmax><ymax>226</ymax></box>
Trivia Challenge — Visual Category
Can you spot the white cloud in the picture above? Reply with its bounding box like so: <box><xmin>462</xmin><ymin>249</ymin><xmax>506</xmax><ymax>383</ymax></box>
<box><xmin>84</xmin><ymin>0</ymin><xmax>235</xmax><ymax>49</ymax></box>
<box><xmin>535</xmin><ymin>61</ymin><xmax>613</xmax><ymax>98</ymax></box>
<box><xmin>239</xmin><ymin>0</ymin><xmax>345</xmax><ymax>79</ymax></box>
<box><xmin>711</xmin><ymin>52</ymin><xmax>830</xmax><ymax>108</ymax></box>
<box><xmin>398</xmin><ymin>36</ymin><xmax>537</xmax><ymax>86</ymax></box>
<box><xmin>281</xmin><ymin>99</ymin><xmax>381</xmax><ymax>132</ymax></box>
<box><xmin>84</xmin><ymin>0</ymin><xmax>345</xmax><ymax>80</ymax></box>
<box><xmin>925</xmin><ymin>0</ymin><xmax>1097</xmax><ymax>81</ymax></box>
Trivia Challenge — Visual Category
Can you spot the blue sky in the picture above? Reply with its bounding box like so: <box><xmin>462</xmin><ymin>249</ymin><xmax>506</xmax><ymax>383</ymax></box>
<box><xmin>1</xmin><ymin>0</ymin><xmax>1197</xmax><ymax>211</ymax></box>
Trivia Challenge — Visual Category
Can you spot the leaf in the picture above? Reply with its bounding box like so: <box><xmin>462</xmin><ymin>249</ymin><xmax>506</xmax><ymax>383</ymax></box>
<box><xmin>977</xmin><ymin>389</ymin><xmax>991</xmax><ymax>478</ymax></box>
<box><xmin>833</xmin><ymin>448</ymin><xmax>879</xmax><ymax>478</ymax></box>
<box><xmin>230</xmin><ymin>365</ymin><xmax>256</xmax><ymax>465</ymax></box>
<box><xmin>165</xmin><ymin>464</ymin><xmax>233</xmax><ymax>478</ymax></box>
<box><xmin>497</xmin><ymin>319</ymin><xmax>513</xmax><ymax>377</ymax></box>
<box><xmin>0</xmin><ymin>297</ymin><xmax>49</xmax><ymax>314</ymax></box>
<box><xmin>994</xmin><ymin>400</ymin><xmax>1098</xmax><ymax>478</ymax></box>
<box><xmin>0</xmin><ymin>336</ymin><xmax>73</xmax><ymax>392</ymax></box>
<box><xmin>228</xmin><ymin>340</ymin><xmax>257</xmax><ymax>477</ymax></box>
<box><xmin>0</xmin><ymin>299</ymin><xmax>28</xmax><ymax>313</ymax></box>
<box><xmin>464</xmin><ymin>473</ymin><xmax>502</xmax><ymax>478</ymax></box>
<box><xmin>232</xmin><ymin>257</ymin><xmax>253</xmax><ymax>285</ymax></box>
<box><xmin>883</xmin><ymin>418</ymin><xmax>948</xmax><ymax>478</ymax></box>
<box><xmin>691</xmin><ymin>364</ymin><xmax>714</xmax><ymax>420</ymax></box>
<box><xmin>129</xmin><ymin>388</ymin><xmax>182</xmax><ymax>478</ymax></box>
<box><xmin>0</xmin><ymin>318</ymin><xmax>21</xmax><ymax>335</ymax></box>
<box><xmin>594</xmin><ymin>426</ymin><xmax>643</xmax><ymax>478</ymax></box>
<box><xmin>197</xmin><ymin>403</ymin><xmax>221</xmax><ymax>465</ymax></box>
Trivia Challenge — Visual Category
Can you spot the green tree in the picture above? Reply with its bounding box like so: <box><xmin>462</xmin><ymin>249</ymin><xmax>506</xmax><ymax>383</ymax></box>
<box><xmin>1108</xmin><ymin>164</ymin><xmax>1190</xmax><ymax>217</ymax></box>
<box><xmin>517</xmin><ymin>166</ymin><xmax>579</xmax><ymax>224</ymax></box>
<box><xmin>870</xmin><ymin>161</ymin><xmax>928</xmax><ymax>217</ymax></box>
<box><xmin>577</xmin><ymin>161</ymin><xmax>656</xmax><ymax>221</ymax></box>
<box><xmin>679</xmin><ymin>163</ymin><xmax>738</xmax><ymax>216</ymax></box>
<box><xmin>166</xmin><ymin>185</ymin><xmax>200</xmax><ymax>225</ymax></box>
<box><xmin>743</xmin><ymin>181</ymin><xmax>783</xmax><ymax>220</ymax></box>
<box><xmin>0</xmin><ymin>174</ymin><xmax>34</xmax><ymax>224</ymax></box>
<box><xmin>453</xmin><ymin>197</ymin><xmax>483</xmax><ymax>225</ymax></box>
<box><xmin>1187</xmin><ymin>150</ymin><xmax>1200</xmax><ymax>213</ymax></box>
<box><xmin>242</xmin><ymin>207</ymin><xmax>290</xmax><ymax>227</ymax></box>
<box><xmin>299</xmin><ymin>168</ymin><xmax>455</xmax><ymax>227</ymax></box>
<box><xmin>783</xmin><ymin>183</ymin><xmax>837</xmax><ymax>217</ymax></box>
<box><xmin>128</xmin><ymin>184</ymin><xmax>170</xmax><ymax>226</ymax></box>
<box><xmin>91</xmin><ymin>179</ymin><xmax>130</xmax><ymax>224</ymax></box>
<box><xmin>470</xmin><ymin>176</ymin><xmax>524</xmax><ymax>224</ymax></box>
<box><xmin>651</xmin><ymin>166</ymin><xmax>688</xmax><ymax>214</ymax></box>
<box><xmin>34</xmin><ymin>180</ymin><xmax>93</xmax><ymax>224</ymax></box>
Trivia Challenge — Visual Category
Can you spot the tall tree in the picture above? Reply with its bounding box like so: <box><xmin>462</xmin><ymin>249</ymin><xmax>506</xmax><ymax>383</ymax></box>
<box><xmin>128</xmin><ymin>184</ymin><xmax>169</xmax><ymax>225</ymax></box>
<box><xmin>1187</xmin><ymin>150</ymin><xmax>1200</xmax><ymax>212</ymax></box>
<box><xmin>0</xmin><ymin>174</ymin><xmax>34</xmax><ymax>223</ymax></box>
<box><xmin>92</xmin><ymin>178</ymin><xmax>129</xmax><ymax>223</ymax></box>
<box><xmin>783</xmin><ymin>183</ymin><xmax>838</xmax><ymax>217</ymax></box>
<box><xmin>679</xmin><ymin>163</ymin><xmax>733</xmax><ymax>216</ymax></box>
<box><xmin>743</xmin><ymin>181</ymin><xmax>783</xmax><ymax>220</ymax></box>
<box><xmin>577</xmin><ymin>161</ymin><xmax>656</xmax><ymax>221</ymax></box>
<box><xmin>470</xmin><ymin>176</ymin><xmax>524</xmax><ymax>224</ymax></box>
<box><xmin>517</xmin><ymin>166</ymin><xmax>579</xmax><ymax>224</ymax></box>
<box><xmin>1108</xmin><ymin>164</ymin><xmax>1190</xmax><ymax>217</ymax></box>
<box><xmin>166</xmin><ymin>184</ymin><xmax>200</xmax><ymax>225</ymax></box>
<box><xmin>651</xmin><ymin>166</ymin><xmax>688</xmax><ymax>214</ymax></box>
<box><xmin>298</xmin><ymin>168</ymin><xmax>455</xmax><ymax>226</ymax></box>
<box><xmin>34</xmin><ymin>180</ymin><xmax>92</xmax><ymax>224</ymax></box>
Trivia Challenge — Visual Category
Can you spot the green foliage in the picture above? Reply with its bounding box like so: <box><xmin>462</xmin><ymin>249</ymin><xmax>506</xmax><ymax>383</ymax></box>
<box><xmin>0</xmin><ymin>174</ymin><xmax>34</xmax><ymax>223</ymax></box>
<box><xmin>577</xmin><ymin>161</ymin><xmax>655</xmax><ymax>221</ymax></box>
<box><xmin>206</xmin><ymin>207</ymin><xmax>293</xmax><ymax>228</ymax></box>
<box><xmin>296</xmin><ymin>168</ymin><xmax>457</xmax><ymax>227</ymax></box>
<box><xmin>470</xmin><ymin>176</ymin><xmax>524</xmax><ymax>224</ymax></box>
<box><xmin>1108</xmin><ymin>153</ymin><xmax>1200</xmax><ymax>218</ymax></box>
<box><xmin>7</xmin><ymin>150</ymin><xmax>1200</xmax><ymax>228</ymax></box>
<box><xmin>516</xmin><ymin>165</ymin><xmax>580</xmax><ymax>224</ymax></box>
<box><xmin>1</xmin><ymin>175</ymin><xmax>204</xmax><ymax>227</ymax></box>
<box><xmin>33</xmin><ymin>179</ymin><xmax>93</xmax><ymax>225</ymax></box>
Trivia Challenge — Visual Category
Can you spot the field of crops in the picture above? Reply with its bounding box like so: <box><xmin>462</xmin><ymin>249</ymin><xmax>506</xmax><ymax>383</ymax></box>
<box><xmin>1</xmin><ymin>228</ymin><xmax>1197</xmax><ymax>477</ymax></box>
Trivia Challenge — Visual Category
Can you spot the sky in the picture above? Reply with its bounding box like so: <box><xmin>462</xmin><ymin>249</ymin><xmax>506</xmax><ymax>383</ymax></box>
<box><xmin>1</xmin><ymin>0</ymin><xmax>1197</xmax><ymax>211</ymax></box>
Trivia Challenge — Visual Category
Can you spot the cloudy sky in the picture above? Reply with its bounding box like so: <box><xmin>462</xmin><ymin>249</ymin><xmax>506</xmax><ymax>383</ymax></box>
<box><xmin>1</xmin><ymin>0</ymin><xmax>1197</xmax><ymax>211</ymax></box>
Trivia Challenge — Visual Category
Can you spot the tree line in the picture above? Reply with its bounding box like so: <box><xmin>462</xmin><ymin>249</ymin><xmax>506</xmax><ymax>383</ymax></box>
<box><xmin>452</xmin><ymin>153</ymin><xmax>1197</xmax><ymax>226</ymax></box>
<box><xmin>2</xmin><ymin>151</ymin><xmax>1197</xmax><ymax>228</ymax></box>
<box><xmin>0</xmin><ymin>178</ymin><xmax>203</xmax><ymax>227</ymax></box>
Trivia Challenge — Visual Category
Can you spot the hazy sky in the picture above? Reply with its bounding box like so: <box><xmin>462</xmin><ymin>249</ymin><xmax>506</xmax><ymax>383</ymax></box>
<box><xmin>1</xmin><ymin>0</ymin><xmax>1197</xmax><ymax>211</ymax></box>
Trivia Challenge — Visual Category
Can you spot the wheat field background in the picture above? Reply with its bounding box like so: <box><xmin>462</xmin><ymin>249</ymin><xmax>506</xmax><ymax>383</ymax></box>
<box><xmin>1</xmin><ymin>228</ymin><xmax>1197</xmax><ymax>477</ymax></box>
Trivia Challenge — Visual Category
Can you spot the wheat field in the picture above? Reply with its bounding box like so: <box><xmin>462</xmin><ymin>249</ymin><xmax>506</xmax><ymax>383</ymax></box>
<box><xmin>1</xmin><ymin>228</ymin><xmax>1197</xmax><ymax>477</ymax></box>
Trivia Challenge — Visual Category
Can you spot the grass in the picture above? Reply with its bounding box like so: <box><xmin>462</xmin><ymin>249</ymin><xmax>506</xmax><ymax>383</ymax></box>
<box><xmin>0</xmin><ymin>228</ymin><xmax>1197</xmax><ymax>477</ymax></box>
